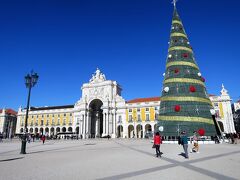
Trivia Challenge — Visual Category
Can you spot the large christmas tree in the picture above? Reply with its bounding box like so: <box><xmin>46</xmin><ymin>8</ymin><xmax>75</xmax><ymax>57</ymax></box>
<box><xmin>157</xmin><ymin>1</ymin><xmax>216</xmax><ymax>136</ymax></box>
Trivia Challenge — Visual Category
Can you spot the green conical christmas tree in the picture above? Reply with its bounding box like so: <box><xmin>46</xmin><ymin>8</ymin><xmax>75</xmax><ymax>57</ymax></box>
<box><xmin>157</xmin><ymin>2</ymin><xmax>216</xmax><ymax>136</ymax></box>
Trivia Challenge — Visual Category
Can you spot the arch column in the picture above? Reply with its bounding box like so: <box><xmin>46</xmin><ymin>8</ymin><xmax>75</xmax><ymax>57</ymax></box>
<box><xmin>95</xmin><ymin>112</ymin><xmax>100</xmax><ymax>137</ymax></box>
<box><xmin>112</xmin><ymin>111</ymin><xmax>116</xmax><ymax>138</ymax></box>
<box><xmin>80</xmin><ymin>115</ymin><xmax>84</xmax><ymax>137</ymax></box>
<box><xmin>143</xmin><ymin>123</ymin><xmax>145</xmax><ymax>138</ymax></box>
<box><xmin>83</xmin><ymin>111</ymin><xmax>87</xmax><ymax>139</ymax></box>
<box><xmin>82</xmin><ymin>114</ymin><xmax>84</xmax><ymax>135</ymax></box>
<box><xmin>134</xmin><ymin>123</ymin><xmax>137</xmax><ymax>138</ymax></box>
<box><xmin>86</xmin><ymin>111</ymin><xmax>90</xmax><ymax>138</ymax></box>
<box><xmin>103</xmin><ymin>113</ymin><xmax>106</xmax><ymax>135</ymax></box>
<box><xmin>106</xmin><ymin>112</ymin><xmax>109</xmax><ymax>136</ymax></box>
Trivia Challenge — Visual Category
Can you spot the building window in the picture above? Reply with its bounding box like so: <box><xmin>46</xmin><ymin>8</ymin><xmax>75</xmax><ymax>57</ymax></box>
<box><xmin>146</xmin><ymin>108</ymin><xmax>149</xmax><ymax>112</ymax></box>
<box><xmin>69</xmin><ymin>119</ymin><xmax>72</xmax><ymax>125</ymax></box>
<box><xmin>41</xmin><ymin>120</ymin><xmax>43</xmax><ymax>126</ymax></box>
<box><xmin>214</xmin><ymin>103</ymin><xmax>218</xmax><ymax>107</ymax></box>
<box><xmin>57</xmin><ymin>119</ymin><xmax>60</xmax><ymax>125</ymax></box>
<box><xmin>129</xmin><ymin>115</ymin><xmax>132</xmax><ymax>121</ymax></box>
<box><xmin>64</xmin><ymin>114</ymin><xmax>66</xmax><ymax>117</ymax></box>
<box><xmin>137</xmin><ymin>108</ymin><xmax>140</xmax><ymax>112</ymax></box>
<box><xmin>215</xmin><ymin>110</ymin><xmax>220</xmax><ymax>118</ymax></box>
<box><xmin>46</xmin><ymin>120</ymin><xmax>49</xmax><ymax>126</ymax></box>
<box><xmin>138</xmin><ymin>114</ymin><xmax>141</xmax><ymax>121</ymax></box>
<box><xmin>155</xmin><ymin>113</ymin><xmax>158</xmax><ymax>120</ymax></box>
<box><xmin>129</xmin><ymin>109</ymin><xmax>132</xmax><ymax>113</ymax></box>
<box><xmin>52</xmin><ymin>119</ymin><xmax>55</xmax><ymax>125</ymax></box>
<box><xmin>118</xmin><ymin>116</ymin><xmax>122</xmax><ymax>123</ymax></box>
<box><xmin>70</xmin><ymin>113</ymin><xmax>72</xmax><ymax>116</ymax></box>
<box><xmin>146</xmin><ymin>114</ymin><xmax>150</xmax><ymax>121</ymax></box>
<box><xmin>63</xmin><ymin>119</ymin><xmax>66</xmax><ymax>125</ymax></box>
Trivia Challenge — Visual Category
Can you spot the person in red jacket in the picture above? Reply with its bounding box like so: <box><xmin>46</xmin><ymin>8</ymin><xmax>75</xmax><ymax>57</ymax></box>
<box><xmin>154</xmin><ymin>132</ymin><xmax>162</xmax><ymax>157</ymax></box>
<box><xmin>41</xmin><ymin>135</ymin><xmax>46</xmax><ymax>145</ymax></box>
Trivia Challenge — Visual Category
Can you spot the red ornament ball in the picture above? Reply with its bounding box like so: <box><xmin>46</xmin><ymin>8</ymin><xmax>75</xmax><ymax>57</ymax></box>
<box><xmin>174</xmin><ymin>68</ymin><xmax>179</xmax><ymax>73</ymax></box>
<box><xmin>182</xmin><ymin>53</ymin><xmax>188</xmax><ymax>58</ymax></box>
<box><xmin>189</xmin><ymin>86</ymin><xmax>196</xmax><ymax>92</ymax></box>
<box><xmin>175</xmin><ymin>105</ymin><xmax>181</xmax><ymax>112</ymax></box>
<box><xmin>198</xmin><ymin>128</ymin><xmax>205</xmax><ymax>136</ymax></box>
<box><xmin>201</xmin><ymin>77</ymin><xmax>205</xmax><ymax>82</ymax></box>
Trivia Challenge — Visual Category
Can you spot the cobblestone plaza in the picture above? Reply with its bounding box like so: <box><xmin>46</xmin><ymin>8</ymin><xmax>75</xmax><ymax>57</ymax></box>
<box><xmin>0</xmin><ymin>139</ymin><xmax>239</xmax><ymax>180</ymax></box>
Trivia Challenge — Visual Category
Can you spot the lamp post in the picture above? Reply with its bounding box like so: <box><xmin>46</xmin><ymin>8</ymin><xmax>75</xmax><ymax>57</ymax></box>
<box><xmin>20</xmin><ymin>71</ymin><xmax>39</xmax><ymax>154</ymax></box>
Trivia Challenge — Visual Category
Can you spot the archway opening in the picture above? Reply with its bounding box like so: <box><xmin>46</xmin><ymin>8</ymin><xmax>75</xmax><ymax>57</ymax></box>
<box><xmin>35</xmin><ymin>128</ymin><xmax>38</xmax><ymax>134</ymax></box>
<box><xmin>30</xmin><ymin>128</ymin><xmax>33</xmax><ymax>133</ymax></box>
<box><xmin>136</xmin><ymin>124</ymin><xmax>143</xmax><ymax>138</ymax></box>
<box><xmin>117</xmin><ymin>125</ymin><xmax>123</xmax><ymax>138</ymax></box>
<box><xmin>154</xmin><ymin>124</ymin><xmax>157</xmax><ymax>132</ymax></box>
<box><xmin>45</xmin><ymin>127</ymin><xmax>49</xmax><ymax>135</ymax></box>
<box><xmin>145</xmin><ymin>124</ymin><xmax>152</xmax><ymax>138</ymax></box>
<box><xmin>68</xmin><ymin>127</ymin><xmax>73</xmax><ymax>132</ymax></box>
<box><xmin>128</xmin><ymin>125</ymin><xmax>134</xmax><ymax>138</ymax></box>
<box><xmin>89</xmin><ymin>99</ymin><xmax>103</xmax><ymax>138</ymax></box>
<box><xmin>50</xmin><ymin>127</ymin><xmax>54</xmax><ymax>135</ymax></box>
<box><xmin>62</xmin><ymin>127</ymin><xmax>66</xmax><ymax>133</ymax></box>
<box><xmin>56</xmin><ymin>127</ymin><xmax>60</xmax><ymax>133</ymax></box>
<box><xmin>40</xmin><ymin>128</ymin><xmax>43</xmax><ymax>135</ymax></box>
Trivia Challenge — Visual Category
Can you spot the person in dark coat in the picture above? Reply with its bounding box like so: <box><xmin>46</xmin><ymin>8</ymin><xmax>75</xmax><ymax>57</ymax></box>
<box><xmin>153</xmin><ymin>132</ymin><xmax>162</xmax><ymax>157</ymax></box>
<box><xmin>181</xmin><ymin>131</ymin><xmax>189</xmax><ymax>159</ymax></box>
<box><xmin>0</xmin><ymin>132</ymin><xmax>3</xmax><ymax>142</ymax></box>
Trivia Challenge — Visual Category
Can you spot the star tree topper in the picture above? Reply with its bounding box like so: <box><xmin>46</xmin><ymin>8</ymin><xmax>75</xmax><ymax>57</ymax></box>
<box><xmin>172</xmin><ymin>0</ymin><xmax>178</xmax><ymax>7</ymax></box>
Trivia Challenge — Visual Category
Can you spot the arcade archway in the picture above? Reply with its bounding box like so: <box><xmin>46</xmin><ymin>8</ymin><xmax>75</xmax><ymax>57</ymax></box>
<box><xmin>117</xmin><ymin>125</ymin><xmax>123</xmax><ymax>138</ymax></box>
<box><xmin>128</xmin><ymin>125</ymin><xmax>134</xmax><ymax>138</ymax></box>
<box><xmin>136</xmin><ymin>124</ymin><xmax>143</xmax><ymax>138</ymax></box>
<box><xmin>89</xmin><ymin>99</ymin><xmax>103</xmax><ymax>138</ymax></box>
<box><xmin>50</xmin><ymin>127</ymin><xmax>54</xmax><ymax>135</ymax></box>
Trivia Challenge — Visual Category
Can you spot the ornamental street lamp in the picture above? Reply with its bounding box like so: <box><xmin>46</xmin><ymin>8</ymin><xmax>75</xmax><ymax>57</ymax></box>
<box><xmin>20</xmin><ymin>71</ymin><xmax>39</xmax><ymax>154</ymax></box>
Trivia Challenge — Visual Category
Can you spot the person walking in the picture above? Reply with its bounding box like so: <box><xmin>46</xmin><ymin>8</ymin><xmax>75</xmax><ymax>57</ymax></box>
<box><xmin>153</xmin><ymin>132</ymin><xmax>162</xmax><ymax>158</ymax></box>
<box><xmin>27</xmin><ymin>134</ymin><xmax>31</xmax><ymax>143</ymax></box>
<box><xmin>41</xmin><ymin>135</ymin><xmax>46</xmax><ymax>145</ymax></box>
<box><xmin>191</xmin><ymin>131</ymin><xmax>199</xmax><ymax>153</ymax></box>
<box><xmin>181</xmin><ymin>131</ymin><xmax>189</xmax><ymax>159</ymax></box>
<box><xmin>0</xmin><ymin>132</ymin><xmax>3</xmax><ymax>142</ymax></box>
<box><xmin>233</xmin><ymin>133</ymin><xmax>238</xmax><ymax>144</ymax></box>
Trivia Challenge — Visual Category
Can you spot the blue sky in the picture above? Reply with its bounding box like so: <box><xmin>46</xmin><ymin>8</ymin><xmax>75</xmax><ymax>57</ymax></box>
<box><xmin>0</xmin><ymin>0</ymin><xmax>239</xmax><ymax>110</ymax></box>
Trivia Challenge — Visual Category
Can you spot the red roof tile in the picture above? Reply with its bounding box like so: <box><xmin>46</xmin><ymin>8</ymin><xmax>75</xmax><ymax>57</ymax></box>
<box><xmin>127</xmin><ymin>97</ymin><xmax>160</xmax><ymax>104</ymax></box>
<box><xmin>208</xmin><ymin>94</ymin><xmax>216</xmax><ymax>97</ymax></box>
<box><xmin>0</xmin><ymin>109</ymin><xmax>17</xmax><ymax>115</ymax></box>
